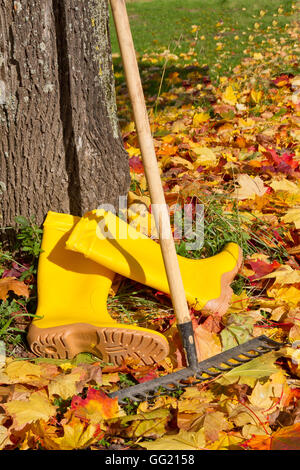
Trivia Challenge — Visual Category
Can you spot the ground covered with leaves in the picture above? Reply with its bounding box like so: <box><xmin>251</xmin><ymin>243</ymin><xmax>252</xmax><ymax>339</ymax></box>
<box><xmin>0</xmin><ymin>2</ymin><xmax>300</xmax><ymax>451</ymax></box>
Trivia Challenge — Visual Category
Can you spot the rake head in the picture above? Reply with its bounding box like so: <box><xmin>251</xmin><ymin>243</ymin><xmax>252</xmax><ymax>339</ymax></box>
<box><xmin>109</xmin><ymin>335</ymin><xmax>285</xmax><ymax>403</ymax></box>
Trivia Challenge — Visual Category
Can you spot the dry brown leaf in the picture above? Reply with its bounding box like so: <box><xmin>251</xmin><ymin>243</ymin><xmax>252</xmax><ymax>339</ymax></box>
<box><xmin>233</xmin><ymin>174</ymin><xmax>267</xmax><ymax>200</ymax></box>
<box><xmin>0</xmin><ymin>277</ymin><xmax>29</xmax><ymax>300</ymax></box>
<box><xmin>194</xmin><ymin>324</ymin><xmax>222</xmax><ymax>361</ymax></box>
<box><xmin>204</xmin><ymin>411</ymin><xmax>231</xmax><ymax>442</ymax></box>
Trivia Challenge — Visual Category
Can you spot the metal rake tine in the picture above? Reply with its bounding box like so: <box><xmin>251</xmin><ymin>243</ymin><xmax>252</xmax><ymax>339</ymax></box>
<box><xmin>110</xmin><ymin>336</ymin><xmax>286</xmax><ymax>403</ymax></box>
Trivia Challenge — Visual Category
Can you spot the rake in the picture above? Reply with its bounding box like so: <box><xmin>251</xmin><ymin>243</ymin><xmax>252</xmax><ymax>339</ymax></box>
<box><xmin>109</xmin><ymin>0</ymin><xmax>285</xmax><ymax>403</ymax></box>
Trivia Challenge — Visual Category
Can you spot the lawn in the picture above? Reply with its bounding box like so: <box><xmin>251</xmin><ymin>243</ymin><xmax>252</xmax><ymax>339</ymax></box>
<box><xmin>110</xmin><ymin>0</ymin><xmax>296</xmax><ymax>81</ymax></box>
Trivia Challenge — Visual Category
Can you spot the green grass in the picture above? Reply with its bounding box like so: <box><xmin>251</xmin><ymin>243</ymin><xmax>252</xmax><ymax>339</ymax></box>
<box><xmin>173</xmin><ymin>192</ymin><xmax>289</xmax><ymax>261</ymax></box>
<box><xmin>110</xmin><ymin>0</ymin><xmax>296</xmax><ymax>81</ymax></box>
<box><xmin>107</xmin><ymin>282</ymin><xmax>174</xmax><ymax>326</ymax></box>
<box><xmin>0</xmin><ymin>217</ymin><xmax>42</xmax><ymax>355</ymax></box>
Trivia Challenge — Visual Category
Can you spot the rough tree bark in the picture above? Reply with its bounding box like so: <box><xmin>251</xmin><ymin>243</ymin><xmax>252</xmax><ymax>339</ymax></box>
<box><xmin>0</xmin><ymin>0</ymin><xmax>130</xmax><ymax>231</ymax></box>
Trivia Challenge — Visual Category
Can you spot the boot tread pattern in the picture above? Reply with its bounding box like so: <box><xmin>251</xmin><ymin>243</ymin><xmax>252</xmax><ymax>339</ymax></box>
<box><xmin>27</xmin><ymin>323</ymin><xmax>169</xmax><ymax>366</ymax></box>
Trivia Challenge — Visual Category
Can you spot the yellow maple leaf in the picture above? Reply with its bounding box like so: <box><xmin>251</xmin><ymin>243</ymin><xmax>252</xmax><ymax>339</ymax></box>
<box><xmin>270</xmin><ymin>179</ymin><xmax>300</xmax><ymax>194</ymax></box>
<box><xmin>4</xmin><ymin>361</ymin><xmax>56</xmax><ymax>387</ymax></box>
<box><xmin>126</xmin><ymin>145</ymin><xmax>140</xmax><ymax>157</ymax></box>
<box><xmin>138</xmin><ymin>395</ymin><xmax>177</xmax><ymax>413</ymax></box>
<box><xmin>117</xmin><ymin>409</ymin><xmax>170</xmax><ymax>438</ymax></box>
<box><xmin>207</xmin><ymin>432</ymin><xmax>244</xmax><ymax>450</ymax></box>
<box><xmin>249</xmin><ymin>370</ymin><xmax>288</xmax><ymax>411</ymax></box>
<box><xmin>5</xmin><ymin>361</ymin><xmax>42</xmax><ymax>382</ymax></box>
<box><xmin>101</xmin><ymin>372</ymin><xmax>120</xmax><ymax>386</ymax></box>
<box><xmin>222</xmin><ymin>86</ymin><xmax>238</xmax><ymax>105</ymax></box>
<box><xmin>249</xmin><ymin>380</ymin><xmax>276</xmax><ymax>410</ymax></box>
<box><xmin>161</xmin><ymin>134</ymin><xmax>176</xmax><ymax>144</ymax></box>
<box><xmin>59</xmin><ymin>362</ymin><xmax>75</xmax><ymax>372</ymax></box>
<box><xmin>227</xmin><ymin>291</ymin><xmax>250</xmax><ymax>314</ymax></box>
<box><xmin>48</xmin><ymin>371</ymin><xmax>83</xmax><ymax>400</ymax></box>
<box><xmin>242</xmin><ymin>424</ymin><xmax>270</xmax><ymax>439</ymax></box>
<box><xmin>160</xmin><ymin>155</ymin><xmax>194</xmax><ymax>170</ymax></box>
<box><xmin>42</xmin><ymin>419</ymin><xmax>98</xmax><ymax>450</ymax></box>
<box><xmin>55</xmin><ymin>422</ymin><xmax>98</xmax><ymax>450</ymax></box>
<box><xmin>282</xmin><ymin>208</ymin><xmax>300</xmax><ymax>229</ymax></box>
<box><xmin>237</xmin><ymin>117</ymin><xmax>256</xmax><ymax>128</ymax></box>
<box><xmin>4</xmin><ymin>390</ymin><xmax>57</xmax><ymax>430</ymax></box>
<box><xmin>191</xmin><ymin>146</ymin><xmax>218</xmax><ymax>167</ymax></box>
<box><xmin>259</xmin><ymin>265</ymin><xmax>300</xmax><ymax>285</ymax></box>
<box><xmin>192</xmin><ymin>112</ymin><xmax>210</xmax><ymax>127</ymax></box>
<box><xmin>140</xmin><ymin>428</ymin><xmax>206</xmax><ymax>450</ymax></box>
<box><xmin>267</xmin><ymin>285</ymin><xmax>300</xmax><ymax>306</ymax></box>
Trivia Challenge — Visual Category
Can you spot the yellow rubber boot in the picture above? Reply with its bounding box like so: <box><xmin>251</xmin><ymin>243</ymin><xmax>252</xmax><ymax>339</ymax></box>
<box><xmin>66</xmin><ymin>209</ymin><xmax>243</xmax><ymax>316</ymax></box>
<box><xmin>27</xmin><ymin>211</ymin><xmax>169</xmax><ymax>365</ymax></box>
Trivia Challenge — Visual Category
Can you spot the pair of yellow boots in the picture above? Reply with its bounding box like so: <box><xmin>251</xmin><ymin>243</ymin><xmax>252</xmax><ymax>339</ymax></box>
<box><xmin>27</xmin><ymin>210</ymin><xmax>243</xmax><ymax>366</ymax></box>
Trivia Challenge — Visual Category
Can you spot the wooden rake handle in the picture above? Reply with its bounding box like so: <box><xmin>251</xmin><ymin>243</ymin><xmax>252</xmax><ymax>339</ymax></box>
<box><xmin>110</xmin><ymin>0</ymin><xmax>193</xmax><ymax>329</ymax></box>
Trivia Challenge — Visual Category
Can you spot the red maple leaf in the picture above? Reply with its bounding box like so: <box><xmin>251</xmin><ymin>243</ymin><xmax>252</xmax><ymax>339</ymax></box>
<box><xmin>71</xmin><ymin>388</ymin><xmax>119</xmax><ymax>420</ymax></box>
<box><xmin>129</xmin><ymin>156</ymin><xmax>144</xmax><ymax>173</ymax></box>
<box><xmin>263</xmin><ymin>148</ymin><xmax>298</xmax><ymax>170</ymax></box>
<box><xmin>246</xmin><ymin>259</ymin><xmax>280</xmax><ymax>281</ymax></box>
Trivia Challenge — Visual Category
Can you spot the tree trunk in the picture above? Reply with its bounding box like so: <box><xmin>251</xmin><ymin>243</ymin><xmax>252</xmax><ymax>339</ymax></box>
<box><xmin>0</xmin><ymin>0</ymin><xmax>130</xmax><ymax>232</ymax></box>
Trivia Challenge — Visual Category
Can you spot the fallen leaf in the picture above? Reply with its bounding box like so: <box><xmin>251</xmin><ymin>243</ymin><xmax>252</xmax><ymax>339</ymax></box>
<box><xmin>204</xmin><ymin>411</ymin><xmax>230</xmax><ymax>442</ymax></box>
<box><xmin>138</xmin><ymin>395</ymin><xmax>177</xmax><ymax>413</ymax></box>
<box><xmin>160</xmin><ymin>155</ymin><xmax>194</xmax><ymax>171</ymax></box>
<box><xmin>0</xmin><ymin>277</ymin><xmax>29</xmax><ymax>300</ymax></box>
<box><xmin>245</xmin><ymin>423</ymin><xmax>300</xmax><ymax>450</ymax></box>
<box><xmin>282</xmin><ymin>208</ymin><xmax>300</xmax><ymax>229</ymax></box>
<box><xmin>242</xmin><ymin>423</ymin><xmax>269</xmax><ymax>439</ymax></box>
<box><xmin>259</xmin><ymin>265</ymin><xmax>300</xmax><ymax>284</ymax></box>
<box><xmin>190</xmin><ymin>146</ymin><xmax>218</xmax><ymax>167</ymax></box>
<box><xmin>249</xmin><ymin>372</ymin><xmax>284</xmax><ymax>410</ymax></box>
<box><xmin>243</xmin><ymin>433</ymin><xmax>271</xmax><ymax>450</ymax></box>
<box><xmin>194</xmin><ymin>324</ymin><xmax>222</xmax><ymax>361</ymax></box>
<box><xmin>5</xmin><ymin>361</ymin><xmax>58</xmax><ymax>387</ymax></box>
<box><xmin>222</xmin><ymin>86</ymin><xmax>238</xmax><ymax>105</ymax></box>
<box><xmin>48</xmin><ymin>370</ymin><xmax>83</xmax><ymax>400</ymax></box>
<box><xmin>0</xmin><ymin>425</ymin><xmax>12</xmax><ymax>450</ymax></box>
<box><xmin>267</xmin><ymin>285</ymin><xmax>300</xmax><ymax>306</ymax></box>
<box><xmin>246</xmin><ymin>259</ymin><xmax>280</xmax><ymax>281</ymax></box>
<box><xmin>233</xmin><ymin>174</ymin><xmax>267</xmax><ymax>200</ymax></box>
<box><xmin>101</xmin><ymin>372</ymin><xmax>120</xmax><ymax>386</ymax></box>
<box><xmin>207</xmin><ymin>432</ymin><xmax>244</xmax><ymax>450</ymax></box>
<box><xmin>128</xmin><ymin>156</ymin><xmax>144</xmax><ymax>173</ymax></box>
<box><xmin>111</xmin><ymin>409</ymin><xmax>170</xmax><ymax>438</ymax></box>
<box><xmin>4</xmin><ymin>390</ymin><xmax>57</xmax><ymax>430</ymax></box>
<box><xmin>217</xmin><ymin>351</ymin><xmax>281</xmax><ymax>387</ymax></box>
<box><xmin>221</xmin><ymin>314</ymin><xmax>255</xmax><ymax>351</ymax></box>
<box><xmin>227</xmin><ymin>292</ymin><xmax>250</xmax><ymax>314</ymax></box>
<box><xmin>70</xmin><ymin>388</ymin><xmax>120</xmax><ymax>424</ymax></box>
<box><xmin>40</xmin><ymin>418</ymin><xmax>99</xmax><ymax>450</ymax></box>
<box><xmin>140</xmin><ymin>428</ymin><xmax>206</xmax><ymax>450</ymax></box>
<box><xmin>270</xmin><ymin>179</ymin><xmax>300</xmax><ymax>193</ymax></box>
<box><xmin>192</xmin><ymin>112</ymin><xmax>210</xmax><ymax>127</ymax></box>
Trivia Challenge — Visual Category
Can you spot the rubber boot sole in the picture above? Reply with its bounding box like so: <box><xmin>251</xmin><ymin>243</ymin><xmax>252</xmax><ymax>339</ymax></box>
<box><xmin>27</xmin><ymin>323</ymin><xmax>169</xmax><ymax>366</ymax></box>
